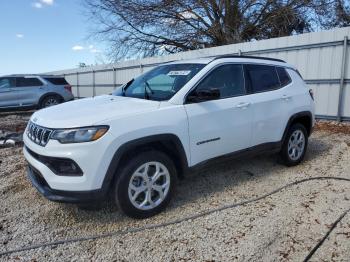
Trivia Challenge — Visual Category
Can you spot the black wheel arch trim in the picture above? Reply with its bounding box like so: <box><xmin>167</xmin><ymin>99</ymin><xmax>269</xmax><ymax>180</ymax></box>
<box><xmin>101</xmin><ymin>133</ymin><xmax>189</xmax><ymax>194</ymax></box>
<box><xmin>282</xmin><ymin>111</ymin><xmax>313</xmax><ymax>143</ymax></box>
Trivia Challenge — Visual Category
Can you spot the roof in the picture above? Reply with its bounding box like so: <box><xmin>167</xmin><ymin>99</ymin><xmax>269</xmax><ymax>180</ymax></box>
<box><xmin>1</xmin><ymin>74</ymin><xmax>64</xmax><ymax>78</ymax></box>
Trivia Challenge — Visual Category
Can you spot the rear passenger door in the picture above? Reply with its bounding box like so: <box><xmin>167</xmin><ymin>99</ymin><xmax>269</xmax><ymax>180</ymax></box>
<box><xmin>14</xmin><ymin>77</ymin><xmax>44</xmax><ymax>106</ymax></box>
<box><xmin>245</xmin><ymin>64</ymin><xmax>292</xmax><ymax>146</ymax></box>
<box><xmin>0</xmin><ymin>77</ymin><xmax>17</xmax><ymax>108</ymax></box>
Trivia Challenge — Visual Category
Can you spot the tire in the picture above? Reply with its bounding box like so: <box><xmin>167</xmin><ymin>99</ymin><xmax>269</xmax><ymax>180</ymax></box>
<box><xmin>113</xmin><ymin>150</ymin><xmax>177</xmax><ymax>219</ymax></box>
<box><xmin>40</xmin><ymin>95</ymin><xmax>61</xmax><ymax>108</ymax></box>
<box><xmin>280</xmin><ymin>123</ymin><xmax>308</xmax><ymax>166</ymax></box>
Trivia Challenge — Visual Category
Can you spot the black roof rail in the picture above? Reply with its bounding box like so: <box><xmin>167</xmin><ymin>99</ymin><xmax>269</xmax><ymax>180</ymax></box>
<box><xmin>213</xmin><ymin>55</ymin><xmax>286</xmax><ymax>63</ymax></box>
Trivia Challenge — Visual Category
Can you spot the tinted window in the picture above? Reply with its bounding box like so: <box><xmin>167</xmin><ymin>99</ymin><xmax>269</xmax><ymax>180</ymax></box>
<box><xmin>246</xmin><ymin>64</ymin><xmax>280</xmax><ymax>93</ymax></box>
<box><xmin>44</xmin><ymin>77</ymin><xmax>69</xmax><ymax>85</ymax></box>
<box><xmin>0</xmin><ymin>77</ymin><xmax>15</xmax><ymax>88</ymax></box>
<box><xmin>276</xmin><ymin>67</ymin><xmax>292</xmax><ymax>86</ymax></box>
<box><xmin>194</xmin><ymin>64</ymin><xmax>245</xmax><ymax>99</ymax></box>
<box><xmin>16</xmin><ymin>77</ymin><xmax>43</xmax><ymax>87</ymax></box>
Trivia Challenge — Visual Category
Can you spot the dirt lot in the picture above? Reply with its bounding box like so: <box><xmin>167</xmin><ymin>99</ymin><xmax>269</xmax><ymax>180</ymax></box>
<box><xmin>1</xmin><ymin>113</ymin><xmax>350</xmax><ymax>261</ymax></box>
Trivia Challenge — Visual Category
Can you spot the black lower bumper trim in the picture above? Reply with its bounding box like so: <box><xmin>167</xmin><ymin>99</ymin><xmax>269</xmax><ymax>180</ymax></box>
<box><xmin>27</xmin><ymin>164</ymin><xmax>106</xmax><ymax>203</ymax></box>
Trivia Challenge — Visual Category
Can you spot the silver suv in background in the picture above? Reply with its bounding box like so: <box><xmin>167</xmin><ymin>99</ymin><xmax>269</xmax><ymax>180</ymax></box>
<box><xmin>0</xmin><ymin>75</ymin><xmax>74</xmax><ymax>110</ymax></box>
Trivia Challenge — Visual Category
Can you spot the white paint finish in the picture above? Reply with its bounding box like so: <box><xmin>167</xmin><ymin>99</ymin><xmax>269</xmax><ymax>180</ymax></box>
<box><xmin>248</xmin><ymin>88</ymin><xmax>290</xmax><ymax>145</ymax></box>
<box><xmin>185</xmin><ymin>96</ymin><xmax>253</xmax><ymax>165</ymax></box>
<box><xmin>169</xmin><ymin>57</ymin><xmax>293</xmax><ymax>105</ymax></box>
<box><xmin>24</xmin><ymin>57</ymin><xmax>316</xmax><ymax>193</ymax></box>
<box><xmin>24</xmin><ymin>131</ymin><xmax>119</xmax><ymax>191</ymax></box>
<box><xmin>32</xmin><ymin>95</ymin><xmax>161</xmax><ymax>128</ymax></box>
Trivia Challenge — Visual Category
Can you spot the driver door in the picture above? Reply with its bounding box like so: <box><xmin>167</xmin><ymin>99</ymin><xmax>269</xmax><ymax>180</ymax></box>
<box><xmin>184</xmin><ymin>64</ymin><xmax>253</xmax><ymax>166</ymax></box>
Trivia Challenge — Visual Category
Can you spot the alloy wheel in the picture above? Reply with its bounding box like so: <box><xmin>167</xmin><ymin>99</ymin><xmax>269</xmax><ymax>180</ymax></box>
<box><xmin>128</xmin><ymin>161</ymin><xmax>170</xmax><ymax>210</ymax></box>
<box><xmin>287</xmin><ymin>130</ymin><xmax>305</xmax><ymax>161</ymax></box>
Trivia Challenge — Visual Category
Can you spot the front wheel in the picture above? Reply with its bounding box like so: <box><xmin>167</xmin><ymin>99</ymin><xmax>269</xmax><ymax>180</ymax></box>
<box><xmin>280</xmin><ymin>123</ymin><xmax>308</xmax><ymax>166</ymax></box>
<box><xmin>113</xmin><ymin>150</ymin><xmax>177</xmax><ymax>219</ymax></box>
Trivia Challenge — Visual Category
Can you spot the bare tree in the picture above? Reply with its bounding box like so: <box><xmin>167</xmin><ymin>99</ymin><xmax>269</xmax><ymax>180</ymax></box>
<box><xmin>85</xmin><ymin>0</ymin><xmax>347</xmax><ymax>60</ymax></box>
<box><xmin>326</xmin><ymin>0</ymin><xmax>350</xmax><ymax>28</ymax></box>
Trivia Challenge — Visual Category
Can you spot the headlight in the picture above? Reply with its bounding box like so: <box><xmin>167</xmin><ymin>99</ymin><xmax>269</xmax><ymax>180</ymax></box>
<box><xmin>51</xmin><ymin>126</ymin><xmax>109</xmax><ymax>144</ymax></box>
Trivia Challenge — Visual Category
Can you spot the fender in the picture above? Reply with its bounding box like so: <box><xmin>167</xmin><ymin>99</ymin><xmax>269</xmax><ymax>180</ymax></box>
<box><xmin>100</xmin><ymin>134</ymin><xmax>189</xmax><ymax>193</ymax></box>
<box><xmin>282</xmin><ymin>111</ymin><xmax>313</xmax><ymax>143</ymax></box>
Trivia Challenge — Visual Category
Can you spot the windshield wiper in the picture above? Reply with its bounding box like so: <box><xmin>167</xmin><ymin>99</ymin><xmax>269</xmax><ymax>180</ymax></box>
<box><xmin>143</xmin><ymin>78</ymin><xmax>154</xmax><ymax>100</ymax></box>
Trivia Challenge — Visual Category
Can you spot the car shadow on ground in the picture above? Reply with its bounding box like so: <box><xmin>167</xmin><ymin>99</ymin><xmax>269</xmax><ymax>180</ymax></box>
<box><xmin>173</xmin><ymin>136</ymin><xmax>331</xmax><ymax>205</ymax></box>
<box><xmin>60</xmin><ymin>136</ymin><xmax>331</xmax><ymax>224</ymax></box>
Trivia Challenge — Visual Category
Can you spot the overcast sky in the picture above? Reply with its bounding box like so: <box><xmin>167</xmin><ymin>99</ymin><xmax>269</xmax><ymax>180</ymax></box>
<box><xmin>0</xmin><ymin>0</ymin><xmax>105</xmax><ymax>75</ymax></box>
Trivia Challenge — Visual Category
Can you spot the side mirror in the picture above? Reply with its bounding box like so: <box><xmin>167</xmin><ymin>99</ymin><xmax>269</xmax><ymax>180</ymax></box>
<box><xmin>187</xmin><ymin>88</ymin><xmax>220</xmax><ymax>103</ymax></box>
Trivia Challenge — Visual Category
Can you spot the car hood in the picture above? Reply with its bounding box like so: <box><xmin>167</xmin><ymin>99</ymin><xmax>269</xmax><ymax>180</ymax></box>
<box><xmin>31</xmin><ymin>95</ymin><xmax>160</xmax><ymax>128</ymax></box>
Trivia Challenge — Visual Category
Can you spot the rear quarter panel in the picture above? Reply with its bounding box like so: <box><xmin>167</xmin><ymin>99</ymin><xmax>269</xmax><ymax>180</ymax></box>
<box><xmin>45</xmin><ymin>84</ymin><xmax>74</xmax><ymax>101</ymax></box>
<box><xmin>282</xmin><ymin>69</ymin><xmax>315</xmax><ymax>135</ymax></box>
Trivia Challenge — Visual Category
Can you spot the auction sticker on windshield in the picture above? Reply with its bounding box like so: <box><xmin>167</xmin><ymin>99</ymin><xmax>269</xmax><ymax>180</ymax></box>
<box><xmin>167</xmin><ymin>70</ymin><xmax>191</xmax><ymax>76</ymax></box>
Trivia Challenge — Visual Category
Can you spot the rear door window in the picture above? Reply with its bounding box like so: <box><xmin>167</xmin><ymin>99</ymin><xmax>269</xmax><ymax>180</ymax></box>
<box><xmin>276</xmin><ymin>67</ymin><xmax>292</xmax><ymax>87</ymax></box>
<box><xmin>44</xmin><ymin>77</ymin><xmax>69</xmax><ymax>85</ymax></box>
<box><xmin>246</xmin><ymin>64</ymin><xmax>280</xmax><ymax>93</ymax></box>
<box><xmin>16</xmin><ymin>77</ymin><xmax>43</xmax><ymax>87</ymax></box>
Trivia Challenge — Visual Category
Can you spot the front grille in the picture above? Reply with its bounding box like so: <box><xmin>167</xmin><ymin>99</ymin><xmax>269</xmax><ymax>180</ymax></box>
<box><xmin>26</xmin><ymin>121</ymin><xmax>53</xmax><ymax>146</ymax></box>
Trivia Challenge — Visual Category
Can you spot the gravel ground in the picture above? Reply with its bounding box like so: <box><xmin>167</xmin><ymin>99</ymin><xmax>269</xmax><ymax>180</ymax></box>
<box><xmin>1</xmin><ymin>113</ymin><xmax>350</xmax><ymax>261</ymax></box>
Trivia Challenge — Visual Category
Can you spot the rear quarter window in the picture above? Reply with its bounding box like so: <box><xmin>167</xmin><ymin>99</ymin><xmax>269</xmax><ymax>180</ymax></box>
<box><xmin>44</xmin><ymin>77</ymin><xmax>69</xmax><ymax>85</ymax></box>
<box><xmin>276</xmin><ymin>67</ymin><xmax>292</xmax><ymax>87</ymax></box>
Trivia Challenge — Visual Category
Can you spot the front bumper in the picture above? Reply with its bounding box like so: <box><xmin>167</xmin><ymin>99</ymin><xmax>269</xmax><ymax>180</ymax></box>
<box><xmin>23</xmin><ymin>130</ymin><xmax>117</xmax><ymax>192</ymax></box>
<box><xmin>27</xmin><ymin>164</ymin><xmax>106</xmax><ymax>203</ymax></box>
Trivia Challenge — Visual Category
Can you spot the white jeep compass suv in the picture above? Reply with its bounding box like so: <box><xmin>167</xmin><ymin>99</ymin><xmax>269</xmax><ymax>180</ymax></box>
<box><xmin>23</xmin><ymin>56</ymin><xmax>315</xmax><ymax>218</ymax></box>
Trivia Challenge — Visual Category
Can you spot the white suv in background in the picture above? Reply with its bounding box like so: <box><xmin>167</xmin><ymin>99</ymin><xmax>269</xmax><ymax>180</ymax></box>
<box><xmin>23</xmin><ymin>56</ymin><xmax>315</xmax><ymax>218</ymax></box>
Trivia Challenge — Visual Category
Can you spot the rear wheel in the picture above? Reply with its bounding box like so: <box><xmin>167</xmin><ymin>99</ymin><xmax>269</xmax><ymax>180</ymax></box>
<box><xmin>113</xmin><ymin>150</ymin><xmax>177</xmax><ymax>219</ymax></box>
<box><xmin>40</xmin><ymin>95</ymin><xmax>61</xmax><ymax>108</ymax></box>
<box><xmin>280</xmin><ymin>123</ymin><xmax>308</xmax><ymax>166</ymax></box>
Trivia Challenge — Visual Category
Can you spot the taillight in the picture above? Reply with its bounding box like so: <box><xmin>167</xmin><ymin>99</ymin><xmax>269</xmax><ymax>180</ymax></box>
<box><xmin>64</xmin><ymin>85</ymin><xmax>72</xmax><ymax>93</ymax></box>
<box><xmin>309</xmin><ymin>89</ymin><xmax>314</xmax><ymax>100</ymax></box>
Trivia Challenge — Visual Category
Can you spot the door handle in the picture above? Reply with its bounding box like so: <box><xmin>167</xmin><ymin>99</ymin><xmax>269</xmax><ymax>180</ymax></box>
<box><xmin>281</xmin><ymin>95</ymin><xmax>292</xmax><ymax>101</ymax></box>
<box><xmin>236</xmin><ymin>102</ymin><xmax>251</xmax><ymax>109</ymax></box>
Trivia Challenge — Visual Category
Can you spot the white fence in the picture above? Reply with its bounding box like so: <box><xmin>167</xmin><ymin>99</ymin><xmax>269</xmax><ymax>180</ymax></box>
<box><xmin>49</xmin><ymin>27</ymin><xmax>350</xmax><ymax>121</ymax></box>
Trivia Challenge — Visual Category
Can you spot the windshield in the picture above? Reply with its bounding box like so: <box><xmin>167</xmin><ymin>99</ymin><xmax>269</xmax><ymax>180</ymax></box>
<box><xmin>118</xmin><ymin>63</ymin><xmax>205</xmax><ymax>101</ymax></box>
